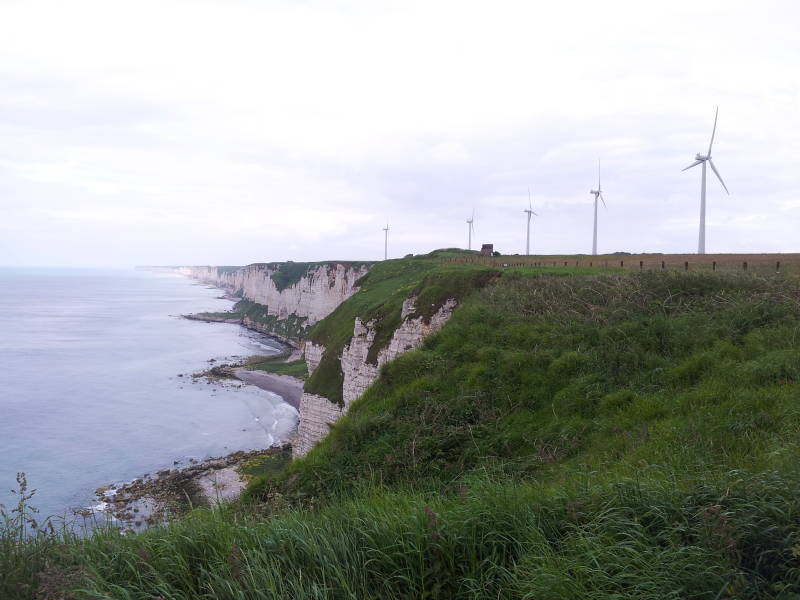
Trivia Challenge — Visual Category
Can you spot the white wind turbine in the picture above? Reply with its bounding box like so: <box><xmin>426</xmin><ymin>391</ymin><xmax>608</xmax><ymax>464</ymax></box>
<box><xmin>382</xmin><ymin>223</ymin><xmax>389</xmax><ymax>260</ymax></box>
<box><xmin>682</xmin><ymin>107</ymin><xmax>730</xmax><ymax>254</ymax></box>
<box><xmin>589</xmin><ymin>159</ymin><xmax>606</xmax><ymax>256</ymax></box>
<box><xmin>523</xmin><ymin>188</ymin><xmax>538</xmax><ymax>255</ymax></box>
<box><xmin>466</xmin><ymin>209</ymin><xmax>475</xmax><ymax>250</ymax></box>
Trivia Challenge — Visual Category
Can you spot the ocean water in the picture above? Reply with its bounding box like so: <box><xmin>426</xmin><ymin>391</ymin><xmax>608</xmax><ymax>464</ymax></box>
<box><xmin>0</xmin><ymin>268</ymin><xmax>297</xmax><ymax>521</ymax></box>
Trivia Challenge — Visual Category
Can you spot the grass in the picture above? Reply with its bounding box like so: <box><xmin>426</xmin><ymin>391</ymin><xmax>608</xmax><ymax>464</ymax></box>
<box><xmin>445</xmin><ymin>252</ymin><xmax>800</xmax><ymax>277</ymax></box>
<box><xmin>12</xmin><ymin>469</ymin><xmax>800</xmax><ymax>599</ymax></box>
<box><xmin>0</xmin><ymin>474</ymin><xmax>85</xmax><ymax>600</ymax></box>
<box><xmin>304</xmin><ymin>254</ymin><xmax>501</xmax><ymax>404</ymax></box>
<box><xmin>4</xmin><ymin>266</ymin><xmax>800</xmax><ymax>598</ymax></box>
<box><xmin>235</xmin><ymin>300</ymin><xmax>310</xmax><ymax>341</ymax></box>
<box><xmin>189</xmin><ymin>310</ymin><xmax>243</xmax><ymax>321</ymax></box>
<box><xmin>267</xmin><ymin>271</ymin><xmax>800</xmax><ymax>503</ymax></box>
<box><xmin>246</xmin><ymin>355</ymin><xmax>309</xmax><ymax>380</ymax></box>
<box><xmin>236</xmin><ymin>446</ymin><xmax>293</xmax><ymax>480</ymax></box>
<box><xmin>189</xmin><ymin>300</ymin><xmax>310</xmax><ymax>342</ymax></box>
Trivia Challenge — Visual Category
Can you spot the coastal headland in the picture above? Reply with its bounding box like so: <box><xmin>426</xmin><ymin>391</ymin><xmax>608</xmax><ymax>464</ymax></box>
<box><xmin>6</xmin><ymin>249</ymin><xmax>800</xmax><ymax>599</ymax></box>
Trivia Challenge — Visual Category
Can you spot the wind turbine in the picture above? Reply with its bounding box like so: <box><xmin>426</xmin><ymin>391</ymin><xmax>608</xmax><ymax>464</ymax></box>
<box><xmin>523</xmin><ymin>188</ymin><xmax>538</xmax><ymax>255</ymax></box>
<box><xmin>682</xmin><ymin>106</ymin><xmax>730</xmax><ymax>254</ymax></box>
<box><xmin>589</xmin><ymin>159</ymin><xmax>606</xmax><ymax>256</ymax></box>
<box><xmin>466</xmin><ymin>209</ymin><xmax>475</xmax><ymax>250</ymax></box>
<box><xmin>382</xmin><ymin>223</ymin><xmax>389</xmax><ymax>260</ymax></box>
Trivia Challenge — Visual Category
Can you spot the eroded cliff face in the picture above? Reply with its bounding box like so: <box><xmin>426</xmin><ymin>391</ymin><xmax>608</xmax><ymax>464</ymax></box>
<box><xmin>178</xmin><ymin>263</ymin><xmax>369</xmax><ymax>340</ymax></box>
<box><xmin>304</xmin><ymin>342</ymin><xmax>326</xmax><ymax>374</ymax></box>
<box><xmin>293</xmin><ymin>296</ymin><xmax>458</xmax><ymax>458</ymax></box>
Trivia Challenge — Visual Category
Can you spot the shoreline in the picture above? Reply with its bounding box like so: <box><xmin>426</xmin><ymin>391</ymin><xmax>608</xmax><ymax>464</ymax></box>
<box><xmin>179</xmin><ymin>275</ymin><xmax>306</xmax><ymax>410</ymax></box>
<box><xmin>87</xmin><ymin>279</ymin><xmax>306</xmax><ymax>528</ymax></box>
<box><xmin>233</xmin><ymin>368</ymin><xmax>303</xmax><ymax>410</ymax></box>
<box><xmin>91</xmin><ymin>446</ymin><xmax>291</xmax><ymax>531</ymax></box>
<box><xmin>182</xmin><ymin>311</ymin><xmax>303</xmax><ymax>350</ymax></box>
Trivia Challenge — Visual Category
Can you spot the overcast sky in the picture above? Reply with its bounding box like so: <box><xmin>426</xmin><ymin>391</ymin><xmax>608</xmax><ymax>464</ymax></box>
<box><xmin>0</xmin><ymin>0</ymin><xmax>798</xmax><ymax>267</ymax></box>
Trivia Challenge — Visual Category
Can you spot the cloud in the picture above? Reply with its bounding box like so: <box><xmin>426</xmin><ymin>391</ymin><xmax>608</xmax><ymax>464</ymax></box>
<box><xmin>0</xmin><ymin>0</ymin><xmax>798</xmax><ymax>265</ymax></box>
<box><xmin>429</xmin><ymin>141</ymin><xmax>471</xmax><ymax>164</ymax></box>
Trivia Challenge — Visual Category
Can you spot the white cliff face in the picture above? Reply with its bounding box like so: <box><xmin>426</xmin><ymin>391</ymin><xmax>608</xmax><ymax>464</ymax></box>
<box><xmin>304</xmin><ymin>342</ymin><xmax>326</xmax><ymax>374</ymax></box>
<box><xmin>340</xmin><ymin>297</ymin><xmax>457</xmax><ymax>406</ymax></box>
<box><xmin>340</xmin><ymin>318</ymin><xmax>379</xmax><ymax>406</ymax></box>
<box><xmin>293</xmin><ymin>296</ymin><xmax>457</xmax><ymax>458</ymax></box>
<box><xmin>294</xmin><ymin>394</ymin><xmax>344</xmax><ymax>458</ymax></box>
<box><xmin>180</xmin><ymin>263</ymin><xmax>369</xmax><ymax>328</ymax></box>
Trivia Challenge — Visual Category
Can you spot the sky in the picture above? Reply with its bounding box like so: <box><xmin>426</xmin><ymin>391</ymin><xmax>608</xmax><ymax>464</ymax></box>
<box><xmin>0</xmin><ymin>0</ymin><xmax>798</xmax><ymax>267</ymax></box>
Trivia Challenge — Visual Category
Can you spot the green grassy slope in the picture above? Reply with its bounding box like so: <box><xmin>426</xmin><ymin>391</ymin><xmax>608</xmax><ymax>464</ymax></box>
<box><xmin>188</xmin><ymin>299</ymin><xmax>311</xmax><ymax>341</ymax></box>
<box><xmin>246</xmin><ymin>355</ymin><xmax>309</xmax><ymax>379</ymax></box>
<box><xmin>5</xmin><ymin>265</ymin><xmax>800</xmax><ymax>599</ymax></box>
<box><xmin>256</xmin><ymin>271</ymin><xmax>800</xmax><ymax>500</ymax></box>
<box><xmin>303</xmin><ymin>253</ymin><xmax>500</xmax><ymax>404</ymax></box>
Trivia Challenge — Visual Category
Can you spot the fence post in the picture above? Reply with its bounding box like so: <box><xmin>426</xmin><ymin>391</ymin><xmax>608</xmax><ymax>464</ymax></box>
<box><xmin>712</xmin><ymin>261</ymin><xmax>716</xmax><ymax>272</ymax></box>
<box><xmin>743</xmin><ymin>261</ymin><xmax>748</xmax><ymax>271</ymax></box>
<box><xmin>639</xmin><ymin>260</ymin><xmax>643</xmax><ymax>270</ymax></box>
<box><xmin>685</xmin><ymin>261</ymin><xmax>689</xmax><ymax>271</ymax></box>
<box><xmin>777</xmin><ymin>260</ymin><xmax>781</xmax><ymax>273</ymax></box>
<box><xmin>661</xmin><ymin>260</ymin><xmax>665</xmax><ymax>270</ymax></box>
<box><xmin>620</xmin><ymin>260</ymin><xmax>624</xmax><ymax>268</ymax></box>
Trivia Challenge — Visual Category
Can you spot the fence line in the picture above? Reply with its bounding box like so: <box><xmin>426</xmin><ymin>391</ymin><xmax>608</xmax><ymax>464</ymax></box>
<box><xmin>441</xmin><ymin>256</ymin><xmax>793</xmax><ymax>274</ymax></box>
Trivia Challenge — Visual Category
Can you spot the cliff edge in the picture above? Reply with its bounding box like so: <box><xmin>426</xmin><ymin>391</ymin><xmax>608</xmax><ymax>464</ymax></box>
<box><xmin>178</xmin><ymin>261</ymin><xmax>371</xmax><ymax>345</ymax></box>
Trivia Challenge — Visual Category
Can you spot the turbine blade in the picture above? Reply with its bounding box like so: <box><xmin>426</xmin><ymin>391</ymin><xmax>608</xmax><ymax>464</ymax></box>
<box><xmin>682</xmin><ymin>160</ymin><xmax>703</xmax><ymax>171</ymax></box>
<box><xmin>532</xmin><ymin>211</ymin><xmax>538</xmax><ymax>216</ymax></box>
<box><xmin>708</xmin><ymin>159</ymin><xmax>729</xmax><ymax>195</ymax></box>
<box><xmin>600</xmin><ymin>192</ymin><xmax>607</xmax><ymax>209</ymax></box>
<box><xmin>528</xmin><ymin>187</ymin><xmax>532</xmax><ymax>210</ymax></box>
<box><xmin>708</xmin><ymin>106</ymin><xmax>719</xmax><ymax>156</ymax></box>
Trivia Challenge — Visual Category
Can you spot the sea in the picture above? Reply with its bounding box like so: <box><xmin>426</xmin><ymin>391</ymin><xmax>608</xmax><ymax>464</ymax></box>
<box><xmin>0</xmin><ymin>267</ymin><xmax>298</xmax><ymax>523</ymax></box>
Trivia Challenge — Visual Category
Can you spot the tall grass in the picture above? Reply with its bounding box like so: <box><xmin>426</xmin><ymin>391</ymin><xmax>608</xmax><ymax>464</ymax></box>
<box><xmin>265</xmin><ymin>272</ymin><xmax>800</xmax><ymax>502</ymax></box>
<box><xmin>5</xmin><ymin>270</ymin><xmax>800</xmax><ymax>598</ymax></box>
<box><xmin>0</xmin><ymin>473</ymin><xmax>86</xmax><ymax>600</ymax></box>
<box><xmin>44</xmin><ymin>469</ymin><xmax>800</xmax><ymax>599</ymax></box>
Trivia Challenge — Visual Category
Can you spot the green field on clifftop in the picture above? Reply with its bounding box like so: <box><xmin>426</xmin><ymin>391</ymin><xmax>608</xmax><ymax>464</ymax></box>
<box><xmin>4</xmin><ymin>256</ymin><xmax>800</xmax><ymax>599</ymax></box>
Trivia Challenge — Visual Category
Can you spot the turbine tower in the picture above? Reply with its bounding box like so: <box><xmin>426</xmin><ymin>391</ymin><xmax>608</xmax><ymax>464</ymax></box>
<box><xmin>382</xmin><ymin>223</ymin><xmax>389</xmax><ymax>260</ymax></box>
<box><xmin>466</xmin><ymin>209</ymin><xmax>475</xmax><ymax>250</ymax></box>
<box><xmin>682</xmin><ymin>107</ymin><xmax>730</xmax><ymax>254</ymax></box>
<box><xmin>589</xmin><ymin>159</ymin><xmax>606</xmax><ymax>256</ymax></box>
<box><xmin>523</xmin><ymin>188</ymin><xmax>538</xmax><ymax>255</ymax></box>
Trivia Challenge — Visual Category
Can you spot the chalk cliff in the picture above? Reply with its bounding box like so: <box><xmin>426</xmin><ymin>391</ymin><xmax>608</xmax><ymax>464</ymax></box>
<box><xmin>293</xmin><ymin>296</ymin><xmax>458</xmax><ymax>458</ymax></box>
<box><xmin>175</xmin><ymin>257</ymin><xmax>488</xmax><ymax>460</ymax></box>
<box><xmin>178</xmin><ymin>263</ymin><xmax>370</xmax><ymax>343</ymax></box>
